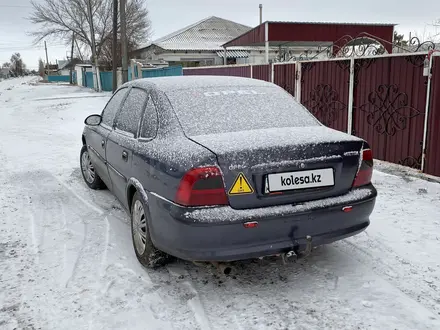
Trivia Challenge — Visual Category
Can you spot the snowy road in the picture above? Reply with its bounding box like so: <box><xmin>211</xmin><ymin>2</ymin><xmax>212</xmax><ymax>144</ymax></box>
<box><xmin>1</xmin><ymin>77</ymin><xmax>440</xmax><ymax>330</ymax></box>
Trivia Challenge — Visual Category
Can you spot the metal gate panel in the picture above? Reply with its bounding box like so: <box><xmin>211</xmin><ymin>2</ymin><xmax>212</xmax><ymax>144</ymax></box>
<box><xmin>300</xmin><ymin>60</ymin><xmax>350</xmax><ymax>132</ymax></box>
<box><xmin>252</xmin><ymin>64</ymin><xmax>271</xmax><ymax>81</ymax></box>
<box><xmin>353</xmin><ymin>55</ymin><xmax>427</xmax><ymax>168</ymax></box>
<box><xmin>425</xmin><ymin>56</ymin><xmax>440</xmax><ymax>176</ymax></box>
<box><xmin>273</xmin><ymin>63</ymin><xmax>295</xmax><ymax>96</ymax></box>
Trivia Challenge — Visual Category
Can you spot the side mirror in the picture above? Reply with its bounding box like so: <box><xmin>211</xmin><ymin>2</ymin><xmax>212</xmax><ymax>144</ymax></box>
<box><xmin>84</xmin><ymin>114</ymin><xmax>102</xmax><ymax>126</ymax></box>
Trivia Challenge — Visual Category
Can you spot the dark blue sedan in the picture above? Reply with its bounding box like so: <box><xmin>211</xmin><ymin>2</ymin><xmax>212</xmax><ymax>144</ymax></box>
<box><xmin>80</xmin><ymin>76</ymin><xmax>376</xmax><ymax>268</ymax></box>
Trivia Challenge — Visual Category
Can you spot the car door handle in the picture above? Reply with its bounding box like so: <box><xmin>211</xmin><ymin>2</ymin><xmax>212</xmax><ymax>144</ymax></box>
<box><xmin>101</xmin><ymin>140</ymin><xmax>105</xmax><ymax>148</ymax></box>
<box><xmin>122</xmin><ymin>151</ymin><xmax>128</xmax><ymax>161</ymax></box>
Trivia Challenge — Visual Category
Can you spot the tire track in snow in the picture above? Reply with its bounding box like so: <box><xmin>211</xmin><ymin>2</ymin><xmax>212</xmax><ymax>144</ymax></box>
<box><xmin>167</xmin><ymin>264</ymin><xmax>213</xmax><ymax>330</ymax></box>
<box><xmin>55</xmin><ymin>176</ymin><xmax>104</xmax><ymax>215</ymax></box>
<box><xmin>87</xmin><ymin>216</ymin><xmax>110</xmax><ymax>330</ymax></box>
<box><xmin>335</xmin><ymin>237</ymin><xmax>440</xmax><ymax>316</ymax></box>
<box><xmin>28</xmin><ymin>212</ymin><xmax>40</xmax><ymax>264</ymax></box>
<box><xmin>171</xmin><ymin>261</ymin><xmax>293</xmax><ymax>330</ymax></box>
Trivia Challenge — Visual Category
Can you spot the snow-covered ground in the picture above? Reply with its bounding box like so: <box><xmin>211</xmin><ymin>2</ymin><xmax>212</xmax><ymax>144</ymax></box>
<box><xmin>1</xmin><ymin>77</ymin><xmax>440</xmax><ymax>330</ymax></box>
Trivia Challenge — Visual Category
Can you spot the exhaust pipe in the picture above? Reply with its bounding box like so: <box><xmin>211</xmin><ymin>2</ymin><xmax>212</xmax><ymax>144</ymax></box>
<box><xmin>211</xmin><ymin>262</ymin><xmax>234</xmax><ymax>275</ymax></box>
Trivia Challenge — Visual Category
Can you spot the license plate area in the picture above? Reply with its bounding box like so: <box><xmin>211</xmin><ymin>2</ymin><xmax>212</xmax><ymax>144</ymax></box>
<box><xmin>266</xmin><ymin>168</ymin><xmax>334</xmax><ymax>193</ymax></box>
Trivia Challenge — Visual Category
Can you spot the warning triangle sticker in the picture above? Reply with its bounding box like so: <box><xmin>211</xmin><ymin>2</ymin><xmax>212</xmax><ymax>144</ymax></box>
<box><xmin>228</xmin><ymin>173</ymin><xmax>254</xmax><ymax>195</ymax></box>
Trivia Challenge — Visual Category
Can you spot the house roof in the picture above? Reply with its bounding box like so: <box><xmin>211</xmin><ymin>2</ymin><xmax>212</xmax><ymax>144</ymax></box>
<box><xmin>223</xmin><ymin>21</ymin><xmax>395</xmax><ymax>53</ymax></box>
<box><xmin>137</xmin><ymin>16</ymin><xmax>252</xmax><ymax>51</ymax></box>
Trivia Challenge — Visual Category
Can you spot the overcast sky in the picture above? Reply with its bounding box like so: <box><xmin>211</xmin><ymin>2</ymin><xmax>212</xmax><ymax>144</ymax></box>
<box><xmin>1</xmin><ymin>0</ymin><xmax>440</xmax><ymax>70</ymax></box>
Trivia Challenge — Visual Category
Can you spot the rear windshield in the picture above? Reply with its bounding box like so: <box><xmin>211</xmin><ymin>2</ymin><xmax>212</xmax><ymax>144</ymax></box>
<box><xmin>166</xmin><ymin>86</ymin><xmax>319</xmax><ymax>136</ymax></box>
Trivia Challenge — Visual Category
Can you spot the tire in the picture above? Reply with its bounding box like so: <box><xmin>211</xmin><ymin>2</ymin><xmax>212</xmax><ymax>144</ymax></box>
<box><xmin>131</xmin><ymin>191</ymin><xmax>170</xmax><ymax>268</ymax></box>
<box><xmin>80</xmin><ymin>145</ymin><xmax>106</xmax><ymax>190</ymax></box>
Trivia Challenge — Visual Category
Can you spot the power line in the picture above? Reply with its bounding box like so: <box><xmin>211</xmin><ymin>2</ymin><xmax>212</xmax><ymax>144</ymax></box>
<box><xmin>0</xmin><ymin>5</ymin><xmax>32</xmax><ymax>8</ymax></box>
<box><xmin>0</xmin><ymin>44</ymin><xmax>66</xmax><ymax>51</ymax></box>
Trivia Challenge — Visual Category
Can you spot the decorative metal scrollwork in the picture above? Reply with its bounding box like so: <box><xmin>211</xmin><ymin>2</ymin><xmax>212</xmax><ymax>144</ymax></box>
<box><xmin>300</xmin><ymin>62</ymin><xmax>316</xmax><ymax>82</ymax></box>
<box><xmin>273</xmin><ymin>33</ymin><xmax>438</xmax><ymax>64</ymax></box>
<box><xmin>335</xmin><ymin>37</ymin><xmax>387</xmax><ymax>58</ymax></box>
<box><xmin>358</xmin><ymin>84</ymin><xmax>423</xmax><ymax>136</ymax></box>
<box><xmin>404</xmin><ymin>54</ymin><xmax>427</xmax><ymax>68</ymax></box>
<box><xmin>280</xmin><ymin>84</ymin><xmax>295</xmax><ymax>96</ymax></box>
<box><xmin>335</xmin><ymin>60</ymin><xmax>351</xmax><ymax>72</ymax></box>
<box><xmin>302</xmin><ymin>84</ymin><xmax>347</xmax><ymax>126</ymax></box>
<box><xmin>353</xmin><ymin>57</ymin><xmax>376</xmax><ymax>85</ymax></box>
<box><xmin>408</xmin><ymin>37</ymin><xmax>436</xmax><ymax>52</ymax></box>
<box><xmin>398</xmin><ymin>154</ymin><xmax>422</xmax><ymax>169</ymax></box>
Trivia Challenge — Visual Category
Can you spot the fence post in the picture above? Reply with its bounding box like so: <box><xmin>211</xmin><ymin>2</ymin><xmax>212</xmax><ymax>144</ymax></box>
<box><xmin>421</xmin><ymin>54</ymin><xmax>435</xmax><ymax>172</ymax></box>
<box><xmin>250</xmin><ymin>65</ymin><xmax>253</xmax><ymax>79</ymax></box>
<box><xmin>347</xmin><ymin>57</ymin><xmax>355</xmax><ymax>135</ymax></box>
<box><xmin>295</xmin><ymin>62</ymin><xmax>301</xmax><ymax>103</ymax></box>
<box><xmin>271</xmin><ymin>63</ymin><xmax>275</xmax><ymax>83</ymax></box>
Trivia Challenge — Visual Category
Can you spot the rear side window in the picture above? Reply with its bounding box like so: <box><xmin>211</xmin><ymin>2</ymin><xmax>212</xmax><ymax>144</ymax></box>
<box><xmin>140</xmin><ymin>96</ymin><xmax>158</xmax><ymax>138</ymax></box>
<box><xmin>165</xmin><ymin>86</ymin><xmax>319</xmax><ymax>136</ymax></box>
<box><xmin>101</xmin><ymin>88</ymin><xmax>128</xmax><ymax>127</ymax></box>
<box><xmin>114</xmin><ymin>88</ymin><xmax>148</xmax><ymax>136</ymax></box>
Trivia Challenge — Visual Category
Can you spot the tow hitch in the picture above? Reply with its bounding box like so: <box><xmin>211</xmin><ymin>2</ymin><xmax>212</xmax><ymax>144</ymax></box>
<box><xmin>282</xmin><ymin>235</ymin><xmax>313</xmax><ymax>264</ymax></box>
<box><xmin>301</xmin><ymin>235</ymin><xmax>313</xmax><ymax>257</ymax></box>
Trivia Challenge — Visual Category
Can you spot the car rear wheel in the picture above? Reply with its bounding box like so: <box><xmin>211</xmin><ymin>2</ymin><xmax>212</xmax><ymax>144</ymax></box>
<box><xmin>131</xmin><ymin>191</ymin><xmax>170</xmax><ymax>268</ymax></box>
<box><xmin>80</xmin><ymin>145</ymin><xmax>106</xmax><ymax>190</ymax></box>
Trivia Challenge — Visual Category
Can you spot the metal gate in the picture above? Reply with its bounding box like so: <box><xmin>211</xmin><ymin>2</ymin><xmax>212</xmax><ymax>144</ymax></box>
<box><xmin>300</xmin><ymin>59</ymin><xmax>351</xmax><ymax>132</ymax></box>
<box><xmin>425</xmin><ymin>56</ymin><xmax>440</xmax><ymax>176</ymax></box>
<box><xmin>273</xmin><ymin>63</ymin><xmax>295</xmax><ymax>96</ymax></box>
<box><xmin>352</xmin><ymin>55</ymin><xmax>428</xmax><ymax>168</ymax></box>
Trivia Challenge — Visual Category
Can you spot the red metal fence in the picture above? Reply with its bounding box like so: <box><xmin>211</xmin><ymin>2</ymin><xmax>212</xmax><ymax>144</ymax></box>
<box><xmin>182</xmin><ymin>53</ymin><xmax>440</xmax><ymax>177</ymax></box>
<box><xmin>426</xmin><ymin>57</ymin><xmax>440</xmax><ymax>177</ymax></box>
<box><xmin>184</xmin><ymin>65</ymin><xmax>251</xmax><ymax>77</ymax></box>
<box><xmin>252</xmin><ymin>64</ymin><xmax>271</xmax><ymax>82</ymax></box>
<box><xmin>273</xmin><ymin>63</ymin><xmax>295</xmax><ymax>96</ymax></box>
<box><xmin>300</xmin><ymin>60</ymin><xmax>350</xmax><ymax>132</ymax></box>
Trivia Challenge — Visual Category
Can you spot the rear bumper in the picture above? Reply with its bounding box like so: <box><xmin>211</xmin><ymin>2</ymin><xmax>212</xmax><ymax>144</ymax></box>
<box><xmin>147</xmin><ymin>185</ymin><xmax>377</xmax><ymax>262</ymax></box>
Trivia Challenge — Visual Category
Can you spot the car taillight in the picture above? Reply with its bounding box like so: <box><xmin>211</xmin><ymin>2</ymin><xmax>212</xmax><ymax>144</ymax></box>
<box><xmin>175</xmin><ymin>166</ymin><xmax>228</xmax><ymax>206</ymax></box>
<box><xmin>353</xmin><ymin>148</ymin><xmax>373</xmax><ymax>188</ymax></box>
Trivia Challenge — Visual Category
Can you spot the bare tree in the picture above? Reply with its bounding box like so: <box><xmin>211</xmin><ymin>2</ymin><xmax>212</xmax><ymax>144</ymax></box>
<box><xmin>394</xmin><ymin>31</ymin><xmax>408</xmax><ymax>47</ymax></box>
<box><xmin>38</xmin><ymin>58</ymin><xmax>45</xmax><ymax>77</ymax></box>
<box><xmin>10</xmin><ymin>53</ymin><xmax>26</xmax><ymax>76</ymax></box>
<box><xmin>28</xmin><ymin>0</ymin><xmax>151</xmax><ymax>65</ymax></box>
<box><xmin>2</xmin><ymin>62</ymin><xmax>11</xmax><ymax>69</ymax></box>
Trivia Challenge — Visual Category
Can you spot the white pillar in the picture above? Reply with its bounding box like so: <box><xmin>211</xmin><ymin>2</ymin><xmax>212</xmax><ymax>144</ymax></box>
<box><xmin>421</xmin><ymin>53</ymin><xmax>435</xmax><ymax>172</ymax></box>
<box><xmin>347</xmin><ymin>57</ymin><xmax>355</xmax><ymax>135</ymax></box>
<box><xmin>265</xmin><ymin>22</ymin><xmax>269</xmax><ymax>64</ymax></box>
<box><xmin>271</xmin><ymin>63</ymin><xmax>275</xmax><ymax>83</ymax></box>
<box><xmin>295</xmin><ymin>62</ymin><xmax>301</xmax><ymax>103</ymax></box>
<box><xmin>224</xmin><ymin>47</ymin><xmax>227</xmax><ymax>66</ymax></box>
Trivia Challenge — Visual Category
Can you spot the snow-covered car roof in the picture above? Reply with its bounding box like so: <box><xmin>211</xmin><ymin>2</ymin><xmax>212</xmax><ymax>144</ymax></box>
<box><xmin>126</xmin><ymin>75</ymin><xmax>273</xmax><ymax>92</ymax></box>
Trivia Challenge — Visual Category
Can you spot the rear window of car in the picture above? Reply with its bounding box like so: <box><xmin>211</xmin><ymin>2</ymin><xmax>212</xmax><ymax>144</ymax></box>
<box><xmin>165</xmin><ymin>86</ymin><xmax>319</xmax><ymax>136</ymax></box>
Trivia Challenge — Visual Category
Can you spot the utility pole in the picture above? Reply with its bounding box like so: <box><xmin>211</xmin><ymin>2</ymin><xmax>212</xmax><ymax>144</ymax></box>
<box><xmin>44</xmin><ymin>41</ymin><xmax>49</xmax><ymax>76</ymax></box>
<box><xmin>70</xmin><ymin>32</ymin><xmax>75</xmax><ymax>84</ymax></box>
<box><xmin>120</xmin><ymin>0</ymin><xmax>128</xmax><ymax>83</ymax></box>
<box><xmin>86</xmin><ymin>0</ymin><xmax>102</xmax><ymax>91</ymax></box>
<box><xmin>75</xmin><ymin>38</ymin><xmax>84</xmax><ymax>61</ymax></box>
<box><xmin>112</xmin><ymin>0</ymin><xmax>118</xmax><ymax>92</ymax></box>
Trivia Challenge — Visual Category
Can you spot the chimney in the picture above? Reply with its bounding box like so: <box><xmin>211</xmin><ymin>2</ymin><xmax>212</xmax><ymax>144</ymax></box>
<box><xmin>259</xmin><ymin>4</ymin><xmax>263</xmax><ymax>25</ymax></box>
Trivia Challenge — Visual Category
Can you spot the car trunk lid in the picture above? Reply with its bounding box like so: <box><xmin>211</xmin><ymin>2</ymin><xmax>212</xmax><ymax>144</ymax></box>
<box><xmin>188</xmin><ymin>126</ymin><xmax>364</xmax><ymax>210</ymax></box>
